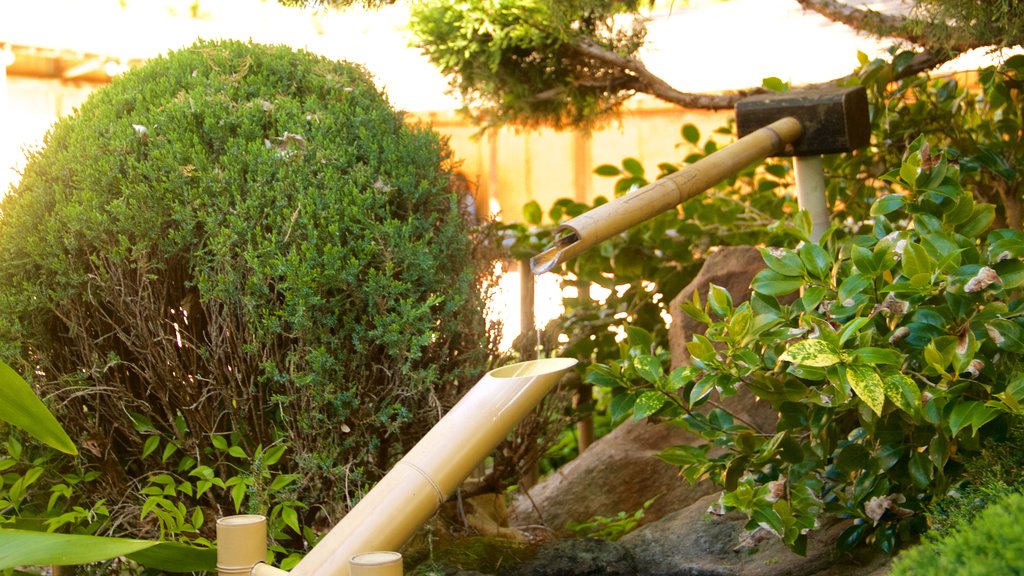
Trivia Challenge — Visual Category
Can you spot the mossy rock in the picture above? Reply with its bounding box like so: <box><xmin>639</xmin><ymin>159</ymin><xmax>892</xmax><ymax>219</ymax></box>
<box><xmin>405</xmin><ymin>536</ymin><xmax>537</xmax><ymax>575</ymax></box>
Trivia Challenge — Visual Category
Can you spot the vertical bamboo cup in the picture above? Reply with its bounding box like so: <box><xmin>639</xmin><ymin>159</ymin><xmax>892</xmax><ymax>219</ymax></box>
<box><xmin>217</xmin><ymin>515</ymin><xmax>267</xmax><ymax>576</ymax></box>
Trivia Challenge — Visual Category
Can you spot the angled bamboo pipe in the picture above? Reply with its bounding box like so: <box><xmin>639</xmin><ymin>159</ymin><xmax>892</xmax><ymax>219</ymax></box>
<box><xmin>289</xmin><ymin>358</ymin><xmax>578</xmax><ymax>576</ymax></box>
<box><xmin>531</xmin><ymin>117</ymin><xmax>802</xmax><ymax>274</ymax></box>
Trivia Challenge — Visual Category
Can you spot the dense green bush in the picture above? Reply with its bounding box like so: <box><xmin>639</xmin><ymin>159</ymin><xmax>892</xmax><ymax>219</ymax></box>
<box><xmin>518</xmin><ymin>53</ymin><xmax>1024</xmax><ymax>553</ymax></box>
<box><xmin>925</xmin><ymin>421</ymin><xmax>1024</xmax><ymax>536</ymax></box>
<box><xmin>0</xmin><ymin>39</ymin><xmax>490</xmax><ymax>549</ymax></box>
<box><xmin>888</xmin><ymin>491</ymin><xmax>1024</xmax><ymax>576</ymax></box>
<box><xmin>597</xmin><ymin>140</ymin><xmax>1024</xmax><ymax>553</ymax></box>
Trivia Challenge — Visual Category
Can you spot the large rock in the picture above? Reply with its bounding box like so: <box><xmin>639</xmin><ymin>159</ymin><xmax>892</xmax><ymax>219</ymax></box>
<box><xmin>509</xmin><ymin>418</ymin><xmax>718</xmax><ymax>534</ymax></box>
<box><xmin>506</xmin><ymin>538</ymin><xmax>636</xmax><ymax>576</ymax></box>
<box><xmin>619</xmin><ymin>493</ymin><xmax>891</xmax><ymax>576</ymax></box>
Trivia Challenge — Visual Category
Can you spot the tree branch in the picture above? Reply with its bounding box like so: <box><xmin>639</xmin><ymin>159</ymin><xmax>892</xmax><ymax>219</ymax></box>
<box><xmin>795</xmin><ymin>0</ymin><xmax>984</xmax><ymax>52</ymax></box>
<box><xmin>571</xmin><ymin>38</ymin><xmax>759</xmax><ymax>109</ymax></box>
<box><xmin>567</xmin><ymin>38</ymin><xmax>958</xmax><ymax>112</ymax></box>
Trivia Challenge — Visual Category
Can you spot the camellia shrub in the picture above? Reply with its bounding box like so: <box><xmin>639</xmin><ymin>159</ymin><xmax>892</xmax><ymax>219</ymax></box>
<box><xmin>589</xmin><ymin>138</ymin><xmax>1024</xmax><ymax>553</ymax></box>
<box><xmin>0</xmin><ymin>39</ymin><xmax>490</xmax><ymax>545</ymax></box>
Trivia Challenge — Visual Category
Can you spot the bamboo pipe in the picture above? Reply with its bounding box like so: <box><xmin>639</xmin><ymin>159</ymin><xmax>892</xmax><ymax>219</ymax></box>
<box><xmin>216</xmin><ymin>515</ymin><xmax>267</xmax><ymax>576</ymax></box>
<box><xmin>289</xmin><ymin>358</ymin><xmax>578</xmax><ymax>576</ymax></box>
<box><xmin>530</xmin><ymin>117</ymin><xmax>803</xmax><ymax>274</ymax></box>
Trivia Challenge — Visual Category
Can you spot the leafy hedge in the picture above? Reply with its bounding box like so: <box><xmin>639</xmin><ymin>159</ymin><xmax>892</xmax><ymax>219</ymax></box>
<box><xmin>0</xmin><ymin>39</ymin><xmax>490</xmax><ymax>543</ymax></box>
<box><xmin>889</xmin><ymin>491</ymin><xmax>1024</xmax><ymax>576</ymax></box>
<box><xmin>512</xmin><ymin>52</ymin><xmax>1024</xmax><ymax>554</ymax></box>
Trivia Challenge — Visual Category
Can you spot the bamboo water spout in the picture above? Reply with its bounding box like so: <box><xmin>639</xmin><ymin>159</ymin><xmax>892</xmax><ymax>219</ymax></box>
<box><xmin>530</xmin><ymin>117</ymin><xmax>803</xmax><ymax>274</ymax></box>
<box><xmin>288</xmin><ymin>358</ymin><xmax>578</xmax><ymax>576</ymax></box>
<box><xmin>532</xmin><ymin>85</ymin><xmax>872</xmax><ymax>273</ymax></box>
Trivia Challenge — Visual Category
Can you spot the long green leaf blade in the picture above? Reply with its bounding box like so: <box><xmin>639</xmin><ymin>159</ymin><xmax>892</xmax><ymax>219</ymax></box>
<box><xmin>0</xmin><ymin>362</ymin><xmax>76</xmax><ymax>454</ymax></box>
<box><xmin>0</xmin><ymin>529</ymin><xmax>216</xmax><ymax>572</ymax></box>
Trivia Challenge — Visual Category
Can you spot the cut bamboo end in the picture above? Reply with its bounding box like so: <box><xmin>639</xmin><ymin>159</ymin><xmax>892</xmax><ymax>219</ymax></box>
<box><xmin>217</xmin><ymin>515</ymin><xmax>268</xmax><ymax>576</ymax></box>
<box><xmin>350</xmin><ymin>552</ymin><xmax>403</xmax><ymax>576</ymax></box>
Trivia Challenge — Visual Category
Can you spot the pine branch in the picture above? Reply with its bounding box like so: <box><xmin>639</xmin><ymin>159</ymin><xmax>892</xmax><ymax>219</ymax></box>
<box><xmin>571</xmin><ymin>38</ymin><xmax>758</xmax><ymax>109</ymax></box>
<box><xmin>566</xmin><ymin>36</ymin><xmax>957</xmax><ymax>111</ymax></box>
<box><xmin>795</xmin><ymin>0</ymin><xmax>984</xmax><ymax>52</ymax></box>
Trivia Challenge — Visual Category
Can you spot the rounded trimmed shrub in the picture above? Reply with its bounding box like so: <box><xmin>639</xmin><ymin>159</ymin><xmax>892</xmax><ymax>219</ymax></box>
<box><xmin>0</xmin><ymin>39</ymin><xmax>490</xmax><ymax>532</ymax></box>
<box><xmin>889</xmin><ymin>491</ymin><xmax>1024</xmax><ymax>575</ymax></box>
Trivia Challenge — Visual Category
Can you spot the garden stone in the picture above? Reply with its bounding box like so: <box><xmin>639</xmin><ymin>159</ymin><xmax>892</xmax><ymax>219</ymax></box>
<box><xmin>619</xmin><ymin>493</ymin><xmax>890</xmax><ymax>576</ymax></box>
<box><xmin>509</xmin><ymin>418</ymin><xmax>718</xmax><ymax>535</ymax></box>
<box><xmin>505</xmin><ymin>538</ymin><xmax>636</xmax><ymax>576</ymax></box>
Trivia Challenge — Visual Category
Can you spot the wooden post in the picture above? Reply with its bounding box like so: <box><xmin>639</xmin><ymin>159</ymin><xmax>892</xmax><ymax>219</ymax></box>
<box><xmin>517</xmin><ymin>259</ymin><xmax>539</xmax><ymax>489</ymax></box>
<box><xmin>573</xmin><ymin>282</ymin><xmax>594</xmax><ymax>453</ymax></box>
<box><xmin>519</xmin><ymin>258</ymin><xmax>536</xmax><ymax>360</ymax></box>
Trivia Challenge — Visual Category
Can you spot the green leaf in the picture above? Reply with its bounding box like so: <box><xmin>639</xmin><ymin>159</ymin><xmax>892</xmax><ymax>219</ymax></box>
<box><xmin>681</xmin><ymin>124</ymin><xmax>700</xmax><ymax>145</ymax></box>
<box><xmin>949</xmin><ymin>401</ymin><xmax>999</xmax><ymax>436</ymax></box>
<box><xmin>262</xmin><ymin>444</ymin><xmax>287</xmax><ymax>466</ymax></box>
<box><xmin>211</xmin><ymin>435</ymin><xmax>228</xmax><ymax>451</ymax></box>
<box><xmin>269</xmin><ymin>474</ymin><xmax>300</xmax><ymax>492</ymax></box>
<box><xmin>0</xmin><ymin>361</ymin><xmax>76</xmax><ymax>455</ymax></box>
<box><xmin>902</xmin><ymin>243</ymin><xmax>933</xmax><ymax>279</ymax></box>
<box><xmin>850</xmin><ymin>347</ymin><xmax>901</xmax><ymax>366</ymax></box>
<box><xmin>142</xmin><ymin>436</ymin><xmax>160</xmax><ymax>459</ymax></box>
<box><xmin>633</xmin><ymin>355</ymin><xmax>663</xmax><ymax>384</ymax></box>
<box><xmin>522</xmin><ymin>200</ymin><xmax>542</xmax><ymax>225</ymax></box>
<box><xmin>779</xmin><ymin>339</ymin><xmax>842</xmax><ymax>368</ymax></box>
<box><xmin>837</xmin><ymin>317</ymin><xmax>871</xmax><ymax>347</ymax></box>
<box><xmin>957</xmin><ymin>203</ymin><xmax>995</xmax><ymax>238</ymax></box>
<box><xmin>708</xmin><ymin>284</ymin><xmax>733</xmax><ymax>317</ymax></box>
<box><xmin>665</xmin><ymin>366</ymin><xmax>698</xmax><ymax>392</ymax></box>
<box><xmin>798</xmin><ymin>243</ymin><xmax>832</xmax><ymax>280</ymax></box>
<box><xmin>593</xmin><ymin>164</ymin><xmax>621</xmax><ymax>177</ymax></box>
<box><xmin>995</xmin><ymin>260</ymin><xmax>1024</xmax><ymax>289</ymax></box>
<box><xmin>986</xmin><ymin>319</ymin><xmax>1024</xmax><ymax>352</ymax></box>
<box><xmin>851</xmin><ymin>245</ymin><xmax>878</xmax><ymax>275</ymax></box>
<box><xmin>231</xmin><ymin>480</ymin><xmax>247</xmax><ymax>512</ymax></box>
<box><xmin>689</xmin><ymin>374</ymin><xmax>718</xmax><ymax>406</ymax></box>
<box><xmin>801</xmin><ymin>286</ymin><xmax>827</xmax><ymax>311</ymax></box>
<box><xmin>281</xmin><ymin>506</ymin><xmax>300</xmax><ymax>534</ymax></box>
<box><xmin>610</xmin><ymin>392</ymin><xmax>638</xmax><ymax>424</ymax></box>
<box><xmin>658</xmin><ymin>445</ymin><xmax>706</xmax><ymax>467</ymax></box>
<box><xmin>908</xmin><ymin>451</ymin><xmax>932</xmax><ymax>488</ymax></box>
<box><xmin>870</xmin><ymin>194</ymin><xmax>905</xmax><ymax>216</ymax></box>
<box><xmin>845</xmin><ymin>365</ymin><xmax>886</xmax><ymax>416</ymax></box>
<box><xmin>228</xmin><ymin>445</ymin><xmax>248</xmax><ymax>459</ymax></box>
<box><xmin>762</xmin><ymin>76</ymin><xmax>789</xmax><ymax>93</ymax></box>
<box><xmin>622</xmin><ymin>158</ymin><xmax>644</xmax><ymax>178</ymax></box>
<box><xmin>626</xmin><ymin>326</ymin><xmax>655</xmax><ymax>352</ymax></box>
<box><xmin>161</xmin><ymin>442</ymin><xmax>178</xmax><ymax>463</ymax></box>
<box><xmin>759</xmin><ymin>247</ymin><xmax>804</xmax><ymax>277</ymax></box>
<box><xmin>633</xmin><ymin>391</ymin><xmax>667</xmax><ymax>420</ymax></box>
<box><xmin>751</xmin><ymin>269</ymin><xmax>804</xmax><ymax>297</ymax></box>
<box><xmin>0</xmin><ymin>529</ymin><xmax>215</xmax><ymax>572</ymax></box>
<box><xmin>837</xmin><ymin>274</ymin><xmax>871</xmax><ymax>306</ymax></box>
<box><xmin>882</xmin><ymin>373</ymin><xmax>921</xmax><ymax>415</ymax></box>
<box><xmin>900</xmin><ymin>157</ymin><xmax>920</xmax><ymax>187</ymax></box>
